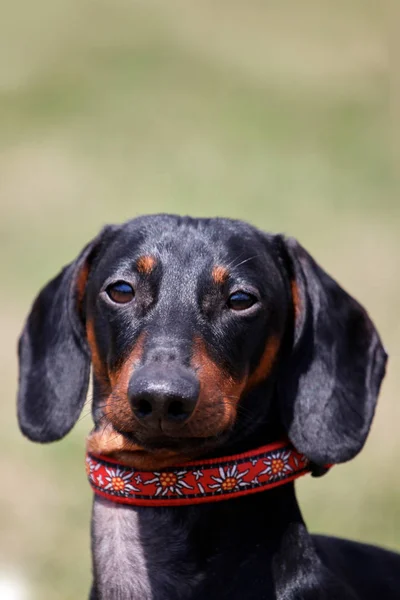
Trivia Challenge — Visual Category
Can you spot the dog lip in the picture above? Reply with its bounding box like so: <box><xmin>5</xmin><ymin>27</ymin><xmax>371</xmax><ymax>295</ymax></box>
<box><xmin>159</xmin><ymin>421</ymin><xmax>189</xmax><ymax>437</ymax></box>
<box><xmin>86</xmin><ymin>424</ymin><xmax>144</xmax><ymax>455</ymax></box>
<box><xmin>121</xmin><ymin>429</ymin><xmax>219</xmax><ymax>452</ymax></box>
<box><xmin>88</xmin><ymin>424</ymin><xmax>230</xmax><ymax>468</ymax></box>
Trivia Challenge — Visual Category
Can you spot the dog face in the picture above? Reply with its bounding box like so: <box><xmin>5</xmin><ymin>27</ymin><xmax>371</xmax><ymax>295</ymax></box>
<box><xmin>17</xmin><ymin>215</ymin><xmax>387</xmax><ymax>469</ymax></box>
<box><xmin>84</xmin><ymin>217</ymin><xmax>288</xmax><ymax>464</ymax></box>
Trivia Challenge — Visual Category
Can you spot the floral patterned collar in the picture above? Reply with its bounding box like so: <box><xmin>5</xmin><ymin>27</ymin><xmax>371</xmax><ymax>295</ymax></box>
<box><xmin>86</xmin><ymin>440</ymin><xmax>325</xmax><ymax>507</ymax></box>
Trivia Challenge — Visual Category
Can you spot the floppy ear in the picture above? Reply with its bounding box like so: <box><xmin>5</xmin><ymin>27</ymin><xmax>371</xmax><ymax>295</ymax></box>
<box><xmin>276</xmin><ymin>236</ymin><xmax>388</xmax><ymax>466</ymax></box>
<box><xmin>17</xmin><ymin>227</ymin><xmax>115</xmax><ymax>443</ymax></box>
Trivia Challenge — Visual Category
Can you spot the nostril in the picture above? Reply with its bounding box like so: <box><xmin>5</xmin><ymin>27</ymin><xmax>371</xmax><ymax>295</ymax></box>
<box><xmin>167</xmin><ymin>399</ymin><xmax>188</xmax><ymax>421</ymax></box>
<box><xmin>128</xmin><ymin>365</ymin><xmax>200</xmax><ymax>426</ymax></box>
<box><xmin>135</xmin><ymin>398</ymin><xmax>153</xmax><ymax>419</ymax></box>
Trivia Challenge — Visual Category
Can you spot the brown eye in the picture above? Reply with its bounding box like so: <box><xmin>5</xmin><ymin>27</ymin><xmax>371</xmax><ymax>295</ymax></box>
<box><xmin>106</xmin><ymin>281</ymin><xmax>135</xmax><ymax>304</ymax></box>
<box><xmin>227</xmin><ymin>290</ymin><xmax>257</xmax><ymax>311</ymax></box>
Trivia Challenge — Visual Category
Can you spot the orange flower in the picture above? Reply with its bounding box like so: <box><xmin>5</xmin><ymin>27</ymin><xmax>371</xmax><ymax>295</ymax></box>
<box><xmin>145</xmin><ymin>470</ymin><xmax>193</xmax><ymax>497</ymax></box>
<box><xmin>103</xmin><ymin>467</ymin><xmax>139</xmax><ymax>495</ymax></box>
<box><xmin>209</xmin><ymin>465</ymin><xmax>249</xmax><ymax>493</ymax></box>
<box><xmin>259</xmin><ymin>451</ymin><xmax>293</xmax><ymax>481</ymax></box>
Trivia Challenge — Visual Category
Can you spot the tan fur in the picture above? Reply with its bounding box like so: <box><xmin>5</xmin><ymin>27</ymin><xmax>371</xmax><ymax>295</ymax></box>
<box><xmin>188</xmin><ymin>337</ymin><xmax>247</xmax><ymax>436</ymax></box>
<box><xmin>291</xmin><ymin>280</ymin><xmax>301</xmax><ymax>320</ymax></box>
<box><xmin>211</xmin><ymin>265</ymin><xmax>229</xmax><ymax>285</ymax></box>
<box><xmin>246</xmin><ymin>335</ymin><xmax>281</xmax><ymax>390</ymax></box>
<box><xmin>136</xmin><ymin>255</ymin><xmax>156</xmax><ymax>274</ymax></box>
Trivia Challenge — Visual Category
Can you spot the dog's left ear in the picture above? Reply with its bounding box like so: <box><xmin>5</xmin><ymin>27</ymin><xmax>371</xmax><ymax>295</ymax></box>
<box><xmin>276</xmin><ymin>236</ymin><xmax>388</xmax><ymax>466</ymax></box>
<box><xmin>17</xmin><ymin>226</ymin><xmax>117</xmax><ymax>443</ymax></box>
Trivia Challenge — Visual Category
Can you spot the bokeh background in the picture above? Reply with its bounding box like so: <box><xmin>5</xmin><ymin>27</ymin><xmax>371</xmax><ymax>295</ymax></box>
<box><xmin>1</xmin><ymin>1</ymin><xmax>398</xmax><ymax>598</ymax></box>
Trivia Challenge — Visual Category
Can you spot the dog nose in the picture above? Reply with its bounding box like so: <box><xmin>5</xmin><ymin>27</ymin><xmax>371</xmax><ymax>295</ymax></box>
<box><xmin>128</xmin><ymin>365</ymin><xmax>200</xmax><ymax>428</ymax></box>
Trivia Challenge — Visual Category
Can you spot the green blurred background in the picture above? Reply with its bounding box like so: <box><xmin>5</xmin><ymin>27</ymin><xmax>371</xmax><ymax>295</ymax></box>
<box><xmin>1</xmin><ymin>1</ymin><xmax>398</xmax><ymax>598</ymax></box>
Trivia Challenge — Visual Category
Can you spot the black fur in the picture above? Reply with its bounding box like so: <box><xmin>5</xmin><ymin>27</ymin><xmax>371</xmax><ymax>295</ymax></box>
<box><xmin>18</xmin><ymin>226</ymin><xmax>117</xmax><ymax>441</ymax></box>
<box><xmin>276</xmin><ymin>236</ymin><xmax>387</xmax><ymax>465</ymax></box>
<box><xmin>17</xmin><ymin>215</ymin><xmax>398</xmax><ymax>599</ymax></box>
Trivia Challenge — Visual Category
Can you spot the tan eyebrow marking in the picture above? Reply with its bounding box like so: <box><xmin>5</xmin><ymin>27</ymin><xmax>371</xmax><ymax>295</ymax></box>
<box><xmin>136</xmin><ymin>255</ymin><xmax>156</xmax><ymax>274</ymax></box>
<box><xmin>212</xmin><ymin>265</ymin><xmax>229</xmax><ymax>285</ymax></box>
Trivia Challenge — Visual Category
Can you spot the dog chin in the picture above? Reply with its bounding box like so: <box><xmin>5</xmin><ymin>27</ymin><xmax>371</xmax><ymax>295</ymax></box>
<box><xmin>86</xmin><ymin>423</ymin><xmax>222</xmax><ymax>470</ymax></box>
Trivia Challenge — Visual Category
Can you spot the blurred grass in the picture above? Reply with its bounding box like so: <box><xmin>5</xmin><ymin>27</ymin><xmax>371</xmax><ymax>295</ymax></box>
<box><xmin>0</xmin><ymin>1</ymin><xmax>399</xmax><ymax>598</ymax></box>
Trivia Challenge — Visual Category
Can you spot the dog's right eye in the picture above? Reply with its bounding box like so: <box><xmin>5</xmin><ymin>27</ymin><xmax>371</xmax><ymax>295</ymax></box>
<box><xmin>106</xmin><ymin>281</ymin><xmax>135</xmax><ymax>304</ymax></box>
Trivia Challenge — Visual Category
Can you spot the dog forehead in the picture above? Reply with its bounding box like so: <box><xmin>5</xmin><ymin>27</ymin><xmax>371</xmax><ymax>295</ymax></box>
<box><xmin>97</xmin><ymin>216</ymin><xmax>268</xmax><ymax>275</ymax></box>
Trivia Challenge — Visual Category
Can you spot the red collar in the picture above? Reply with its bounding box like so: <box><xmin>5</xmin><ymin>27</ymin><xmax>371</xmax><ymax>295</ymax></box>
<box><xmin>86</xmin><ymin>440</ymin><xmax>328</xmax><ymax>507</ymax></box>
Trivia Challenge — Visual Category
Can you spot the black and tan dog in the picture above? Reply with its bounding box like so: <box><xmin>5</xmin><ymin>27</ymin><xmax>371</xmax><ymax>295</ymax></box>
<box><xmin>17</xmin><ymin>215</ymin><xmax>399</xmax><ymax>599</ymax></box>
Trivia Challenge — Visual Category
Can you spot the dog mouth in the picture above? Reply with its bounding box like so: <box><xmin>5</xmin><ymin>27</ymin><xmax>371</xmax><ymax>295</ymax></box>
<box><xmin>86</xmin><ymin>423</ymin><xmax>226</xmax><ymax>469</ymax></box>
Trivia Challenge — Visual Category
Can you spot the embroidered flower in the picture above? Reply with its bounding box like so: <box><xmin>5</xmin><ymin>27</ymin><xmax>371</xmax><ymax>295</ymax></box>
<box><xmin>144</xmin><ymin>471</ymin><xmax>193</xmax><ymax>497</ymax></box>
<box><xmin>250</xmin><ymin>457</ymin><xmax>259</xmax><ymax>467</ymax></box>
<box><xmin>197</xmin><ymin>482</ymin><xmax>205</xmax><ymax>494</ymax></box>
<box><xmin>103</xmin><ymin>467</ymin><xmax>139</xmax><ymax>495</ymax></box>
<box><xmin>192</xmin><ymin>469</ymin><xmax>203</xmax><ymax>481</ymax></box>
<box><xmin>96</xmin><ymin>474</ymin><xmax>104</xmax><ymax>487</ymax></box>
<box><xmin>209</xmin><ymin>465</ymin><xmax>249</xmax><ymax>493</ymax></box>
<box><xmin>85</xmin><ymin>456</ymin><xmax>101</xmax><ymax>481</ymax></box>
<box><xmin>251</xmin><ymin>477</ymin><xmax>259</xmax><ymax>486</ymax></box>
<box><xmin>292</xmin><ymin>453</ymin><xmax>308</xmax><ymax>468</ymax></box>
<box><xmin>259</xmin><ymin>451</ymin><xmax>293</xmax><ymax>481</ymax></box>
<box><xmin>135</xmin><ymin>474</ymin><xmax>143</xmax><ymax>485</ymax></box>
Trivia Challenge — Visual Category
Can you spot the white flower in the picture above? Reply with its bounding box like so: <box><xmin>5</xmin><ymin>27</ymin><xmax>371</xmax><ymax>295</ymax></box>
<box><xmin>259</xmin><ymin>451</ymin><xmax>293</xmax><ymax>481</ymax></box>
<box><xmin>144</xmin><ymin>471</ymin><xmax>193</xmax><ymax>497</ymax></box>
<box><xmin>85</xmin><ymin>456</ymin><xmax>101</xmax><ymax>482</ymax></box>
<box><xmin>292</xmin><ymin>453</ymin><xmax>309</xmax><ymax>468</ymax></box>
<box><xmin>209</xmin><ymin>465</ymin><xmax>249</xmax><ymax>493</ymax></box>
<box><xmin>103</xmin><ymin>467</ymin><xmax>139</xmax><ymax>495</ymax></box>
<box><xmin>192</xmin><ymin>469</ymin><xmax>203</xmax><ymax>481</ymax></box>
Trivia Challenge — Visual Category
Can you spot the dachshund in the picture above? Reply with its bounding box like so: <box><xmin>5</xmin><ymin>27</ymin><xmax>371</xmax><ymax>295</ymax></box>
<box><xmin>17</xmin><ymin>214</ymin><xmax>400</xmax><ymax>599</ymax></box>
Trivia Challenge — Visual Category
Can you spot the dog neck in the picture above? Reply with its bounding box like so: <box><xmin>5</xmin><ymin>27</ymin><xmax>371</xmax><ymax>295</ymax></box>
<box><xmin>88</xmin><ymin>404</ymin><xmax>327</xmax><ymax>597</ymax></box>
<box><xmin>91</xmin><ymin>481</ymin><xmax>304</xmax><ymax>600</ymax></box>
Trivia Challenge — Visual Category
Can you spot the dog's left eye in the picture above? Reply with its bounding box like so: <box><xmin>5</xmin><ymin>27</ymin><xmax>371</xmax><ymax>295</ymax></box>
<box><xmin>106</xmin><ymin>281</ymin><xmax>135</xmax><ymax>304</ymax></box>
<box><xmin>227</xmin><ymin>291</ymin><xmax>257</xmax><ymax>311</ymax></box>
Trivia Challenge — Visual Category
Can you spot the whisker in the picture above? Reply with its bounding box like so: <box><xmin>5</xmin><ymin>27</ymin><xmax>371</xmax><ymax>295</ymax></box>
<box><xmin>231</xmin><ymin>254</ymin><xmax>261</xmax><ymax>270</ymax></box>
<box><xmin>224</xmin><ymin>252</ymin><xmax>245</xmax><ymax>270</ymax></box>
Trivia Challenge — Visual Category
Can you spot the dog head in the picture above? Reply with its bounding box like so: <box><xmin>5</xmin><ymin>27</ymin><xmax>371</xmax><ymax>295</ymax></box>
<box><xmin>17</xmin><ymin>215</ymin><xmax>387</xmax><ymax>469</ymax></box>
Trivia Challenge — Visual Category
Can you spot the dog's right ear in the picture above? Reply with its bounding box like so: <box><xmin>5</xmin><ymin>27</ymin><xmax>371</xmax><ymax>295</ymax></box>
<box><xmin>17</xmin><ymin>226</ymin><xmax>117</xmax><ymax>443</ymax></box>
